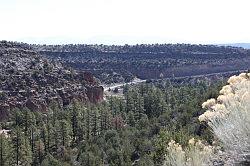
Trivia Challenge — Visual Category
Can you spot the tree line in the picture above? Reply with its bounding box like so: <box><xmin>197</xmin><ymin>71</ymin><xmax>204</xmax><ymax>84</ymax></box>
<box><xmin>0</xmin><ymin>80</ymin><xmax>225</xmax><ymax>165</ymax></box>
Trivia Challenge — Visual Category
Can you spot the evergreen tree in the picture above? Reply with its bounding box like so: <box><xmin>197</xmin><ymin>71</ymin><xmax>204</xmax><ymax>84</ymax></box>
<box><xmin>10</xmin><ymin>127</ymin><xmax>32</xmax><ymax>166</ymax></box>
<box><xmin>41</xmin><ymin>154</ymin><xmax>60</xmax><ymax>166</ymax></box>
<box><xmin>71</xmin><ymin>102</ymin><xmax>80</xmax><ymax>143</ymax></box>
<box><xmin>56</xmin><ymin>120</ymin><xmax>72</xmax><ymax>147</ymax></box>
<box><xmin>91</xmin><ymin>108</ymin><xmax>100</xmax><ymax>138</ymax></box>
<box><xmin>85</xmin><ymin>107</ymin><xmax>91</xmax><ymax>141</ymax></box>
<box><xmin>33</xmin><ymin>139</ymin><xmax>45</xmax><ymax>165</ymax></box>
<box><xmin>0</xmin><ymin>133</ymin><xmax>11</xmax><ymax>166</ymax></box>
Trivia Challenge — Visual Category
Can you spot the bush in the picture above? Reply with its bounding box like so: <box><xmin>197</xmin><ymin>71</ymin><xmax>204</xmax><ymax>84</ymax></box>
<box><xmin>164</xmin><ymin>138</ymin><xmax>215</xmax><ymax>166</ymax></box>
<box><xmin>199</xmin><ymin>73</ymin><xmax>250</xmax><ymax>164</ymax></box>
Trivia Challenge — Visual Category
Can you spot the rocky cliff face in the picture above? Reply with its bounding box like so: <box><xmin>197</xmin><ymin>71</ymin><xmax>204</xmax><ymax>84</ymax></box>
<box><xmin>86</xmin><ymin>86</ymin><xmax>104</xmax><ymax>103</ymax></box>
<box><xmin>0</xmin><ymin>41</ymin><xmax>103</xmax><ymax>120</ymax></box>
<box><xmin>35</xmin><ymin>44</ymin><xmax>250</xmax><ymax>81</ymax></box>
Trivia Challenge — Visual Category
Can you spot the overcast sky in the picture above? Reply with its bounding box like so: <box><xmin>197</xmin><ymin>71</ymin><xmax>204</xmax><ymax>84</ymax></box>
<box><xmin>0</xmin><ymin>0</ymin><xmax>249</xmax><ymax>45</ymax></box>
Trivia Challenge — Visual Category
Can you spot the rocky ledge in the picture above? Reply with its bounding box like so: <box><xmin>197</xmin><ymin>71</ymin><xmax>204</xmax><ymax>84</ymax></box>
<box><xmin>0</xmin><ymin>41</ymin><xmax>103</xmax><ymax>121</ymax></box>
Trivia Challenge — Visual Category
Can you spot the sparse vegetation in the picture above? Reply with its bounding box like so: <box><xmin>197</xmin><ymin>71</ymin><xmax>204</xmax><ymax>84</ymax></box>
<box><xmin>34</xmin><ymin>43</ymin><xmax>250</xmax><ymax>82</ymax></box>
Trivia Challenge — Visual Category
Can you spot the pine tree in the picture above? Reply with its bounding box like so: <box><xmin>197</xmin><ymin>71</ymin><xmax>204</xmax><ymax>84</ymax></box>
<box><xmin>100</xmin><ymin>105</ymin><xmax>111</xmax><ymax>133</ymax></box>
<box><xmin>21</xmin><ymin>107</ymin><xmax>35</xmax><ymax>137</ymax></box>
<box><xmin>125</xmin><ymin>90</ymin><xmax>135</xmax><ymax>113</ymax></box>
<box><xmin>33</xmin><ymin>139</ymin><xmax>45</xmax><ymax>165</ymax></box>
<box><xmin>56</xmin><ymin>120</ymin><xmax>72</xmax><ymax>147</ymax></box>
<box><xmin>0</xmin><ymin>133</ymin><xmax>11</xmax><ymax>166</ymax></box>
<box><xmin>10</xmin><ymin>127</ymin><xmax>32</xmax><ymax>166</ymax></box>
<box><xmin>71</xmin><ymin>102</ymin><xmax>79</xmax><ymax>143</ymax></box>
<box><xmin>127</xmin><ymin>111</ymin><xmax>136</xmax><ymax>127</ymax></box>
<box><xmin>91</xmin><ymin>109</ymin><xmax>100</xmax><ymax>138</ymax></box>
<box><xmin>134</xmin><ymin>92</ymin><xmax>145</xmax><ymax>121</ymax></box>
<box><xmin>85</xmin><ymin>107</ymin><xmax>91</xmax><ymax>141</ymax></box>
<box><xmin>41</xmin><ymin>154</ymin><xmax>61</xmax><ymax>166</ymax></box>
<box><xmin>76</xmin><ymin>106</ymin><xmax>86</xmax><ymax>144</ymax></box>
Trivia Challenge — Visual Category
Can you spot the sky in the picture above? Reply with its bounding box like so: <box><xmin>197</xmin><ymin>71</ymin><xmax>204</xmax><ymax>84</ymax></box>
<box><xmin>0</xmin><ymin>0</ymin><xmax>249</xmax><ymax>45</ymax></box>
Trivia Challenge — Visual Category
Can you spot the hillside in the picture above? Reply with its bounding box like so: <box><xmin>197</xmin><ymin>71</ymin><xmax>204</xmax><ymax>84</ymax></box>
<box><xmin>32</xmin><ymin>44</ymin><xmax>250</xmax><ymax>83</ymax></box>
<box><xmin>0</xmin><ymin>41</ymin><xmax>103</xmax><ymax>120</ymax></box>
<box><xmin>1</xmin><ymin>41</ymin><xmax>249</xmax><ymax>165</ymax></box>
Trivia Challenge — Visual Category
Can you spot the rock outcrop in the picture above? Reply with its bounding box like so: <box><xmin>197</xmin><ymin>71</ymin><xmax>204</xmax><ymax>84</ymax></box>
<box><xmin>86</xmin><ymin>86</ymin><xmax>104</xmax><ymax>103</ymax></box>
<box><xmin>0</xmin><ymin>41</ymin><xmax>103</xmax><ymax>120</ymax></box>
<box><xmin>35</xmin><ymin>43</ymin><xmax>250</xmax><ymax>81</ymax></box>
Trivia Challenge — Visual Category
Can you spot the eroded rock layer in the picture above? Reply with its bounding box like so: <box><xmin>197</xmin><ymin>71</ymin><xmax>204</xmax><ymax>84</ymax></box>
<box><xmin>0</xmin><ymin>41</ymin><xmax>103</xmax><ymax>120</ymax></box>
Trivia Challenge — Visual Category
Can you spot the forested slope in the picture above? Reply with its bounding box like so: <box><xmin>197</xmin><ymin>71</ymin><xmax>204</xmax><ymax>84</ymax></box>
<box><xmin>0</xmin><ymin>78</ymin><xmax>225</xmax><ymax>165</ymax></box>
<box><xmin>0</xmin><ymin>41</ymin><xmax>249</xmax><ymax>165</ymax></box>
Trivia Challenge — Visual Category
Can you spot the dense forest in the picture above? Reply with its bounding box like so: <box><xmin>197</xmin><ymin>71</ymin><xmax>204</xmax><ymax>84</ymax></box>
<box><xmin>0</xmin><ymin>79</ymin><xmax>225</xmax><ymax>165</ymax></box>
